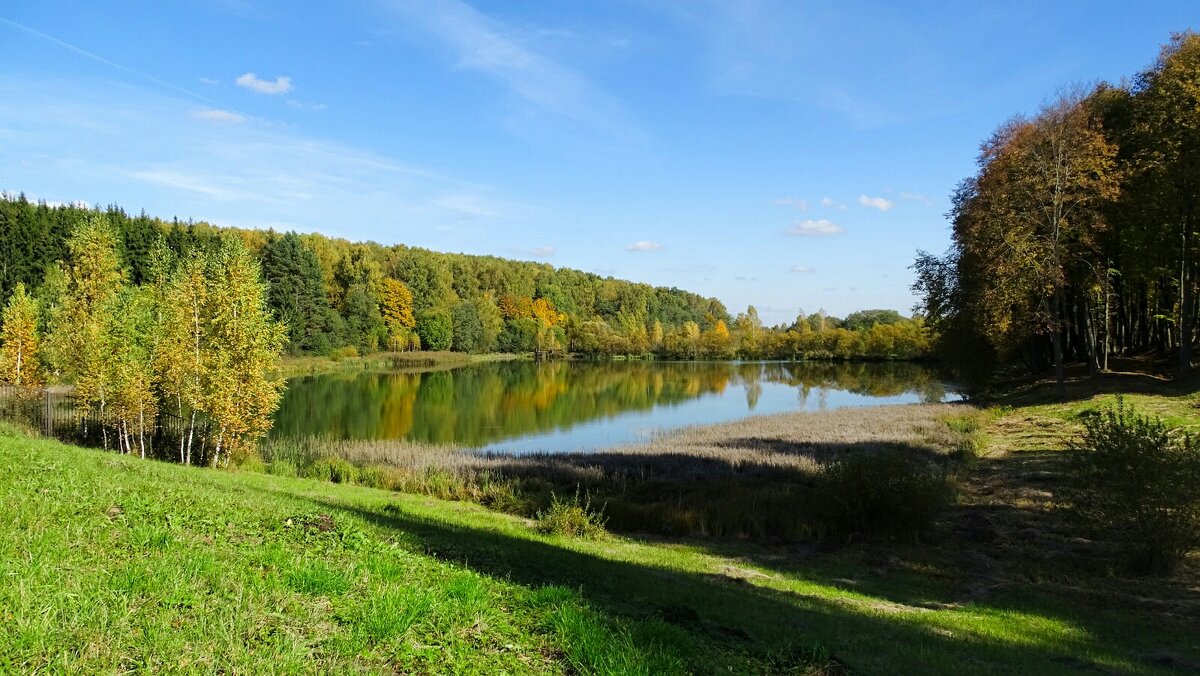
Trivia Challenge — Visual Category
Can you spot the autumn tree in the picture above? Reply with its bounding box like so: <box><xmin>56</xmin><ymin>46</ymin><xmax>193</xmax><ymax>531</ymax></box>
<box><xmin>156</xmin><ymin>252</ymin><xmax>210</xmax><ymax>464</ymax></box>
<box><xmin>107</xmin><ymin>286</ymin><xmax>158</xmax><ymax>457</ymax></box>
<box><xmin>1132</xmin><ymin>32</ymin><xmax>1200</xmax><ymax>376</ymax></box>
<box><xmin>702</xmin><ymin>320</ymin><xmax>735</xmax><ymax>359</ymax></box>
<box><xmin>733</xmin><ymin>305</ymin><xmax>764</xmax><ymax>359</ymax></box>
<box><xmin>954</xmin><ymin>92</ymin><xmax>1118</xmax><ymax>396</ymax></box>
<box><xmin>379</xmin><ymin>277</ymin><xmax>416</xmax><ymax>351</ymax></box>
<box><xmin>49</xmin><ymin>213</ymin><xmax>126</xmax><ymax>447</ymax></box>
<box><xmin>0</xmin><ymin>283</ymin><xmax>42</xmax><ymax>387</ymax></box>
<box><xmin>203</xmin><ymin>237</ymin><xmax>286</xmax><ymax>466</ymax></box>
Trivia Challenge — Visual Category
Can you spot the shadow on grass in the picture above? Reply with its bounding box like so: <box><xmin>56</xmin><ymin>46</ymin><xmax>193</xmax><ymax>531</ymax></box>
<box><xmin>475</xmin><ymin>440</ymin><xmax>956</xmax><ymax>541</ymax></box>
<box><xmin>261</xmin><ymin>485</ymin><xmax>1192</xmax><ymax>675</ymax></box>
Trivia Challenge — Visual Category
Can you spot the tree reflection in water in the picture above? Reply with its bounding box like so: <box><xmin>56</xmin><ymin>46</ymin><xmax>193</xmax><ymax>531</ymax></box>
<box><xmin>270</xmin><ymin>360</ymin><xmax>955</xmax><ymax>450</ymax></box>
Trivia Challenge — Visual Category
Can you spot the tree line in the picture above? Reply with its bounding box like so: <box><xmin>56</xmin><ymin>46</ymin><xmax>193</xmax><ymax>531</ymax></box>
<box><xmin>0</xmin><ymin>212</ymin><xmax>283</xmax><ymax>466</ymax></box>
<box><xmin>914</xmin><ymin>32</ymin><xmax>1200</xmax><ymax>392</ymax></box>
<box><xmin>1</xmin><ymin>196</ymin><xmax>929</xmax><ymax>362</ymax></box>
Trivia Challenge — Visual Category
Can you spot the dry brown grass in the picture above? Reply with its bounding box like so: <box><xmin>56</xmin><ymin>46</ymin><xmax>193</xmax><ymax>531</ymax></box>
<box><xmin>262</xmin><ymin>403</ymin><xmax>977</xmax><ymax>539</ymax></box>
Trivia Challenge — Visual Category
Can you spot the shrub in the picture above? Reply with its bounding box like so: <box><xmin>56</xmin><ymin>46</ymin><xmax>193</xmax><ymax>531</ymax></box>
<box><xmin>329</xmin><ymin>346</ymin><xmax>359</xmax><ymax>361</ymax></box>
<box><xmin>1066</xmin><ymin>399</ymin><xmax>1200</xmax><ymax>574</ymax></box>
<box><xmin>303</xmin><ymin>456</ymin><xmax>359</xmax><ymax>484</ymax></box>
<box><xmin>356</xmin><ymin>465</ymin><xmax>388</xmax><ymax>490</ymax></box>
<box><xmin>536</xmin><ymin>489</ymin><xmax>608</xmax><ymax>539</ymax></box>
<box><xmin>809</xmin><ymin>450</ymin><xmax>954</xmax><ymax>542</ymax></box>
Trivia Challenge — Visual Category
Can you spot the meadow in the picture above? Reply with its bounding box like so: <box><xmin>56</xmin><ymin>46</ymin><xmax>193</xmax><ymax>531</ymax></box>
<box><xmin>3</xmin><ymin>374</ymin><xmax>1198</xmax><ymax>673</ymax></box>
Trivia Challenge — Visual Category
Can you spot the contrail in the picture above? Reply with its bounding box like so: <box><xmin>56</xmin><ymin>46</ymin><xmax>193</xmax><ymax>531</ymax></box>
<box><xmin>0</xmin><ymin>16</ymin><xmax>246</xmax><ymax>116</ymax></box>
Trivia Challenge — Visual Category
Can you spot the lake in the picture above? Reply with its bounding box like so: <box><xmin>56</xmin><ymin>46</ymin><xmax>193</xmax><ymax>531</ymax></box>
<box><xmin>270</xmin><ymin>360</ymin><xmax>960</xmax><ymax>454</ymax></box>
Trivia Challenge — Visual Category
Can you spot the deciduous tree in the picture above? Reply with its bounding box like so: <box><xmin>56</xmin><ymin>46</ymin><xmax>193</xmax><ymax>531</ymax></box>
<box><xmin>0</xmin><ymin>283</ymin><xmax>42</xmax><ymax>387</ymax></box>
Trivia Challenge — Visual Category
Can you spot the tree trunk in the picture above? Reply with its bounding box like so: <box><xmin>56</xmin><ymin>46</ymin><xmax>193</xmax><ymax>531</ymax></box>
<box><xmin>1052</xmin><ymin>291</ymin><xmax>1066</xmax><ymax>399</ymax></box>
<box><xmin>1084</xmin><ymin>299</ymin><xmax>1099</xmax><ymax>375</ymax></box>
<box><xmin>99</xmin><ymin>399</ymin><xmax>108</xmax><ymax>450</ymax></box>
<box><xmin>177</xmin><ymin>395</ymin><xmax>185</xmax><ymax>464</ymax></box>
<box><xmin>186</xmin><ymin>410</ymin><xmax>196</xmax><ymax>466</ymax></box>
<box><xmin>1180</xmin><ymin>217</ymin><xmax>1193</xmax><ymax>379</ymax></box>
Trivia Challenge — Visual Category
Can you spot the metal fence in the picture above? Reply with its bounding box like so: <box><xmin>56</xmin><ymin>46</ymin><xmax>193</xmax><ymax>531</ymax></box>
<box><xmin>0</xmin><ymin>385</ymin><xmax>212</xmax><ymax>461</ymax></box>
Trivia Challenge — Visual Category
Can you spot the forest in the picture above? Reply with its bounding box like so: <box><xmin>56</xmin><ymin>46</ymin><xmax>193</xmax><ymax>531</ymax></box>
<box><xmin>915</xmin><ymin>32</ymin><xmax>1200</xmax><ymax>391</ymax></box>
<box><xmin>0</xmin><ymin>195</ymin><xmax>930</xmax><ymax>364</ymax></box>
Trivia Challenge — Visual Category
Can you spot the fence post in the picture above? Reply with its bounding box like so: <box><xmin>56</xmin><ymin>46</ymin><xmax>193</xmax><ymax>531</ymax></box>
<box><xmin>43</xmin><ymin>389</ymin><xmax>52</xmax><ymax>437</ymax></box>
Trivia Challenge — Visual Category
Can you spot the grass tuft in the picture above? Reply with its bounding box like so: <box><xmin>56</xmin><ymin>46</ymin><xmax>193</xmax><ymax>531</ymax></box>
<box><xmin>535</xmin><ymin>489</ymin><xmax>609</xmax><ymax>539</ymax></box>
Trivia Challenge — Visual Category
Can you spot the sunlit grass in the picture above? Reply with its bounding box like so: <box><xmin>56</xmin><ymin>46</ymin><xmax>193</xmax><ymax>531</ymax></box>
<box><xmin>2</xmin><ymin>413</ymin><xmax>1196</xmax><ymax>673</ymax></box>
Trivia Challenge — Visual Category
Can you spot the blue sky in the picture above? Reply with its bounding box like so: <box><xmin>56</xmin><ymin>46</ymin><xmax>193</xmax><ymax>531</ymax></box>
<box><xmin>0</xmin><ymin>1</ymin><xmax>1195</xmax><ymax>323</ymax></box>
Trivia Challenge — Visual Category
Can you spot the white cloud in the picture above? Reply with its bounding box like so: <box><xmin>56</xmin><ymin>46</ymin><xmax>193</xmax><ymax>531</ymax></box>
<box><xmin>3</xmin><ymin>191</ymin><xmax>91</xmax><ymax>209</ymax></box>
<box><xmin>127</xmin><ymin>168</ymin><xmax>265</xmax><ymax>202</ymax></box>
<box><xmin>626</xmin><ymin>240</ymin><xmax>663</xmax><ymax>251</ymax></box>
<box><xmin>382</xmin><ymin>0</ymin><xmax>638</xmax><ymax>141</ymax></box>
<box><xmin>529</xmin><ymin>246</ymin><xmax>555</xmax><ymax>257</ymax></box>
<box><xmin>199</xmin><ymin>77</ymin><xmax>220</xmax><ymax>86</ymax></box>
<box><xmin>194</xmin><ymin>108</ymin><xmax>245</xmax><ymax>123</ymax></box>
<box><xmin>819</xmin><ymin>196</ymin><xmax>848</xmax><ymax>211</ymax></box>
<box><xmin>773</xmin><ymin>197</ymin><xmax>807</xmax><ymax>210</ymax></box>
<box><xmin>858</xmin><ymin>194</ymin><xmax>895</xmax><ymax>211</ymax></box>
<box><xmin>786</xmin><ymin>219</ymin><xmax>842</xmax><ymax>236</ymax></box>
<box><xmin>287</xmin><ymin>99</ymin><xmax>328</xmax><ymax>111</ymax></box>
<box><xmin>0</xmin><ymin>76</ymin><xmax>526</xmax><ymax>252</ymax></box>
<box><xmin>236</xmin><ymin>72</ymin><xmax>293</xmax><ymax>95</ymax></box>
<box><xmin>900</xmin><ymin>191</ymin><xmax>931</xmax><ymax>205</ymax></box>
<box><xmin>789</xmin><ymin>265</ymin><xmax>814</xmax><ymax>273</ymax></box>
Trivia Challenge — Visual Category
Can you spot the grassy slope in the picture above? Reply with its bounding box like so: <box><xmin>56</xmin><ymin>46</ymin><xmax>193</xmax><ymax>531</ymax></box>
<box><xmin>2</xmin><ymin>404</ymin><xmax>1198</xmax><ymax>674</ymax></box>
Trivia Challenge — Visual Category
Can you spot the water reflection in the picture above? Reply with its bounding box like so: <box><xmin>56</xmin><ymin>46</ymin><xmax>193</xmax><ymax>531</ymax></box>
<box><xmin>270</xmin><ymin>360</ymin><xmax>957</xmax><ymax>452</ymax></box>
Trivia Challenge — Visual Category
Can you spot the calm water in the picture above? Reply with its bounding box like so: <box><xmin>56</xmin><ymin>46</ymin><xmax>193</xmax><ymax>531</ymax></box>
<box><xmin>270</xmin><ymin>360</ymin><xmax>960</xmax><ymax>453</ymax></box>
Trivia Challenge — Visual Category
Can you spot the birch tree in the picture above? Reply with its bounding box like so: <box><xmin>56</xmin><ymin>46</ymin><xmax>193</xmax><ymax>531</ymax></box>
<box><xmin>204</xmin><ymin>237</ymin><xmax>286</xmax><ymax>466</ymax></box>
<box><xmin>156</xmin><ymin>253</ymin><xmax>210</xmax><ymax>464</ymax></box>
<box><xmin>50</xmin><ymin>213</ymin><xmax>125</xmax><ymax>446</ymax></box>
<box><xmin>0</xmin><ymin>283</ymin><xmax>42</xmax><ymax>387</ymax></box>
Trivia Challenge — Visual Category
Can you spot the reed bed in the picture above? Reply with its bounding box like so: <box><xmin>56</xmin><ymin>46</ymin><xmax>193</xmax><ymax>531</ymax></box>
<box><xmin>259</xmin><ymin>403</ymin><xmax>980</xmax><ymax>540</ymax></box>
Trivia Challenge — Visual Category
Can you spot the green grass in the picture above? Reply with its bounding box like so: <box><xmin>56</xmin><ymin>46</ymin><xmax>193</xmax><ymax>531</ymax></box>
<box><xmin>1</xmin><ymin>421</ymin><xmax>1197</xmax><ymax>673</ymax></box>
<box><xmin>274</xmin><ymin>350</ymin><xmax>522</xmax><ymax>378</ymax></box>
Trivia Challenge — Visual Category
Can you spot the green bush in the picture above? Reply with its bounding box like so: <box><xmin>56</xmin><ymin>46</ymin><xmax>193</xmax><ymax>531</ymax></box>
<box><xmin>809</xmin><ymin>450</ymin><xmax>954</xmax><ymax>542</ymax></box>
<box><xmin>535</xmin><ymin>489</ymin><xmax>608</xmax><ymax>539</ymax></box>
<box><xmin>1066</xmin><ymin>399</ymin><xmax>1200</xmax><ymax>574</ymax></box>
<box><xmin>303</xmin><ymin>456</ymin><xmax>359</xmax><ymax>484</ymax></box>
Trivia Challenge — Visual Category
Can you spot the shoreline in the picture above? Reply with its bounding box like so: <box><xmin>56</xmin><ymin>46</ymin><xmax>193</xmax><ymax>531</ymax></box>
<box><xmin>260</xmin><ymin>400</ymin><xmax>981</xmax><ymax>540</ymax></box>
<box><xmin>273</xmin><ymin>350</ymin><xmax>525</xmax><ymax>378</ymax></box>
